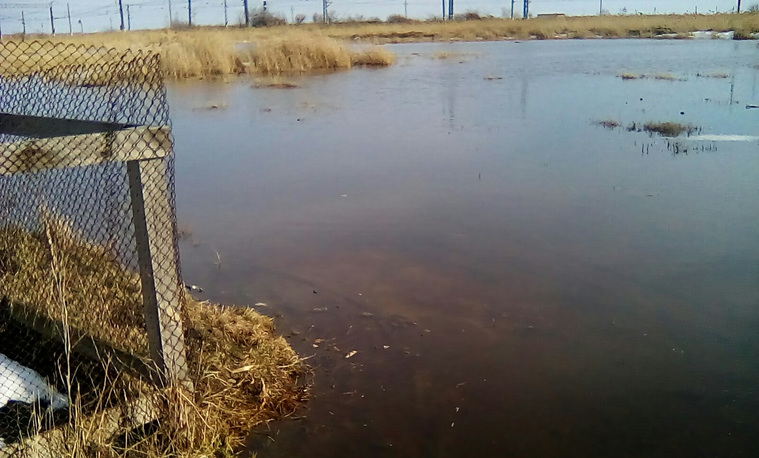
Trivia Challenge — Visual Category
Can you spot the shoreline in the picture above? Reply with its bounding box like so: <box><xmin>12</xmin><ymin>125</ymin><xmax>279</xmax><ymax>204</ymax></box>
<box><xmin>1</xmin><ymin>13</ymin><xmax>756</xmax><ymax>79</ymax></box>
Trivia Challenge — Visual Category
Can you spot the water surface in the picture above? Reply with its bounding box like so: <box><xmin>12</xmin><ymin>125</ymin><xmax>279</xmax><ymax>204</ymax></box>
<box><xmin>170</xmin><ymin>39</ymin><xmax>759</xmax><ymax>457</ymax></box>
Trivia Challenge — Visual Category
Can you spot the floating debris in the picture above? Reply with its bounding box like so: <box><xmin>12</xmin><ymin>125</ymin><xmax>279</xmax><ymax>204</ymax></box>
<box><xmin>345</xmin><ymin>350</ymin><xmax>358</xmax><ymax>359</ymax></box>
<box><xmin>186</xmin><ymin>284</ymin><xmax>204</xmax><ymax>293</ymax></box>
<box><xmin>254</xmin><ymin>302</ymin><xmax>268</xmax><ymax>307</ymax></box>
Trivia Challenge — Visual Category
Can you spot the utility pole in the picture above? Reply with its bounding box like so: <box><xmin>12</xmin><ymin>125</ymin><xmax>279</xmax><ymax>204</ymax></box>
<box><xmin>188</xmin><ymin>0</ymin><xmax>192</xmax><ymax>26</ymax></box>
<box><xmin>404</xmin><ymin>0</ymin><xmax>408</xmax><ymax>17</ymax></box>
<box><xmin>67</xmin><ymin>3</ymin><xmax>72</xmax><ymax>35</ymax></box>
<box><xmin>0</xmin><ymin>20</ymin><xmax>3</xmax><ymax>41</ymax></box>
<box><xmin>511</xmin><ymin>0</ymin><xmax>514</xmax><ymax>18</ymax></box>
<box><xmin>599</xmin><ymin>0</ymin><xmax>603</xmax><ymax>15</ymax></box>
<box><xmin>168</xmin><ymin>0</ymin><xmax>173</xmax><ymax>27</ymax></box>
<box><xmin>224</xmin><ymin>0</ymin><xmax>228</xmax><ymax>26</ymax></box>
<box><xmin>78</xmin><ymin>18</ymin><xmax>82</xmax><ymax>33</ymax></box>
<box><xmin>290</xmin><ymin>5</ymin><xmax>294</xmax><ymax>22</ymax></box>
<box><xmin>243</xmin><ymin>0</ymin><xmax>249</xmax><ymax>26</ymax></box>
<box><xmin>21</xmin><ymin>11</ymin><xmax>26</xmax><ymax>35</ymax></box>
<box><xmin>737</xmin><ymin>0</ymin><xmax>742</xmax><ymax>12</ymax></box>
<box><xmin>323</xmin><ymin>0</ymin><xmax>332</xmax><ymax>23</ymax></box>
<box><xmin>523</xmin><ymin>0</ymin><xmax>528</xmax><ymax>19</ymax></box>
<box><xmin>448</xmin><ymin>0</ymin><xmax>453</xmax><ymax>19</ymax></box>
<box><xmin>442</xmin><ymin>0</ymin><xmax>445</xmax><ymax>20</ymax></box>
<box><xmin>119</xmin><ymin>0</ymin><xmax>125</xmax><ymax>30</ymax></box>
<box><xmin>49</xmin><ymin>4</ymin><xmax>55</xmax><ymax>34</ymax></box>
<box><xmin>127</xmin><ymin>4</ymin><xmax>131</xmax><ymax>30</ymax></box>
<box><xmin>262</xmin><ymin>0</ymin><xmax>267</xmax><ymax>12</ymax></box>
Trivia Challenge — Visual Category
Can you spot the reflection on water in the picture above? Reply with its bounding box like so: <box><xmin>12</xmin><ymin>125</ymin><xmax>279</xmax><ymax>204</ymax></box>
<box><xmin>170</xmin><ymin>40</ymin><xmax>759</xmax><ymax>457</ymax></box>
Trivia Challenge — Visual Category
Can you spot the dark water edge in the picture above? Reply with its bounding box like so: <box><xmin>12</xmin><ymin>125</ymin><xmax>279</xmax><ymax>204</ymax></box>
<box><xmin>170</xmin><ymin>39</ymin><xmax>759</xmax><ymax>457</ymax></box>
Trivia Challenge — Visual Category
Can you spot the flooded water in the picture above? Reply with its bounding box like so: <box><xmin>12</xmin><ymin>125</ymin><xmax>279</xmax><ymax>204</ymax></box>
<box><xmin>169</xmin><ymin>39</ymin><xmax>759</xmax><ymax>457</ymax></box>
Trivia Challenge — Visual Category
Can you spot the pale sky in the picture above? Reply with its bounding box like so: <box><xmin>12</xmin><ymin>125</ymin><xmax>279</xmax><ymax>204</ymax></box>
<box><xmin>0</xmin><ymin>0</ymin><xmax>750</xmax><ymax>35</ymax></box>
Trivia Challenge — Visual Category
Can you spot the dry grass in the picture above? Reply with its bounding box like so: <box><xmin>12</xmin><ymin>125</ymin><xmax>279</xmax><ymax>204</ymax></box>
<box><xmin>0</xmin><ymin>41</ymin><xmax>157</xmax><ymax>86</ymax></box>
<box><xmin>350</xmin><ymin>45</ymin><xmax>398</xmax><ymax>66</ymax></box>
<box><xmin>0</xmin><ymin>217</ymin><xmax>147</xmax><ymax>355</ymax></box>
<box><xmin>312</xmin><ymin>13</ymin><xmax>759</xmax><ymax>42</ymax></box>
<box><xmin>0</xmin><ymin>213</ymin><xmax>309</xmax><ymax>456</ymax></box>
<box><xmin>0</xmin><ymin>29</ymin><xmax>395</xmax><ymax>80</ymax></box>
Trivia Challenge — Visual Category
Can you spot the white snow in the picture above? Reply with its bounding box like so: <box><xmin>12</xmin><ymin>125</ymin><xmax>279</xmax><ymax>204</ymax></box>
<box><xmin>0</xmin><ymin>353</ymin><xmax>68</xmax><ymax>410</ymax></box>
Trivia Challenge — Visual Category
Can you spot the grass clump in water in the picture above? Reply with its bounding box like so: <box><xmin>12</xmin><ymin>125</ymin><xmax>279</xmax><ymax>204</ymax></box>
<box><xmin>595</xmin><ymin>119</ymin><xmax>621</xmax><ymax>129</ymax></box>
<box><xmin>619</xmin><ymin>72</ymin><xmax>685</xmax><ymax>81</ymax></box>
<box><xmin>643</xmin><ymin>121</ymin><xmax>698</xmax><ymax>137</ymax></box>
<box><xmin>652</xmin><ymin>73</ymin><xmax>684</xmax><ymax>81</ymax></box>
<box><xmin>696</xmin><ymin>71</ymin><xmax>730</xmax><ymax>79</ymax></box>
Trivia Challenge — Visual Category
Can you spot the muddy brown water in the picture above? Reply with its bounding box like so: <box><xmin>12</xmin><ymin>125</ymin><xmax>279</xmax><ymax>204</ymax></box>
<box><xmin>170</xmin><ymin>40</ymin><xmax>759</xmax><ymax>457</ymax></box>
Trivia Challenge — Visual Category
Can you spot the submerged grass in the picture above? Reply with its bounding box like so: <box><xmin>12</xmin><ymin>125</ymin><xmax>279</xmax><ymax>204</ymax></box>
<box><xmin>595</xmin><ymin>119</ymin><xmax>621</xmax><ymax>129</ymax></box>
<box><xmin>0</xmin><ymin>213</ymin><xmax>309</xmax><ymax>456</ymax></box>
<box><xmin>618</xmin><ymin>72</ymin><xmax>686</xmax><ymax>81</ymax></box>
<box><xmin>696</xmin><ymin>71</ymin><xmax>731</xmax><ymax>78</ymax></box>
<box><xmin>254</xmin><ymin>77</ymin><xmax>300</xmax><ymax>88</ymax></box>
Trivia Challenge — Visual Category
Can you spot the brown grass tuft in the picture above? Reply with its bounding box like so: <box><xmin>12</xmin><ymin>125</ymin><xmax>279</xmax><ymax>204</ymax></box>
<box><xmin>643</xmin><ymin>121</ymin><xmax>698</xmax><ymax>137</ymax></box>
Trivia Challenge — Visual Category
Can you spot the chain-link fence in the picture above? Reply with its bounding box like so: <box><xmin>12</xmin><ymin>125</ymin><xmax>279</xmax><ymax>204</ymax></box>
<box><xmin>0</xmin><ymin>41</ymin><xmax>190</xmax><ymax>451</ymax></box>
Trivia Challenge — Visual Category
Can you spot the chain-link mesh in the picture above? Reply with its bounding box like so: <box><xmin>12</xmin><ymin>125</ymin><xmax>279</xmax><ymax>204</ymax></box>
<box><xmin>0</xmin><ymin>41</ymin><xmax>189</xmax><ymax>450</ymax></box>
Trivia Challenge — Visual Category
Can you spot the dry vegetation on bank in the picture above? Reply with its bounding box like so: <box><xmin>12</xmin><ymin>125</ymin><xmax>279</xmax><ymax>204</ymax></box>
<box><xmin>0</xmin><ymin>215</ymin><xmax>309</xmax><ymax>456</ymax></box>
<box><xmin>2</xmin><ymin>29</ymin><xmax>396</xmax><ymax>79</ymax></box>
<box><xmin>3</xmin><ymin>13</ymin><xmax>756</xmax><ymax>80</ymax></box>
<box><xmin>312</xmin><ymin>12</ymin><xmax>759</xmax><ymax>42</ymax></box>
